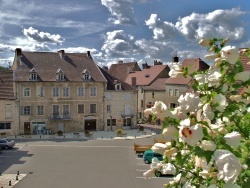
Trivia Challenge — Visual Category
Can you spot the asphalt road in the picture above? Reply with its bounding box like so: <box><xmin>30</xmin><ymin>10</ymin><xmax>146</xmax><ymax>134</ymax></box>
<box><xmin>0</xmin><ymin>137</ymin><xmax>172</xmax><ymax>188</ymax></box>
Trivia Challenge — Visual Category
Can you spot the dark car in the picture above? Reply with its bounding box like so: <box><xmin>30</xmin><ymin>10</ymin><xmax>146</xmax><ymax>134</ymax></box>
<box><xmin>0</xmin><ymin>139</ymin><xmax>15</xmax><ymax>149</ymax></box>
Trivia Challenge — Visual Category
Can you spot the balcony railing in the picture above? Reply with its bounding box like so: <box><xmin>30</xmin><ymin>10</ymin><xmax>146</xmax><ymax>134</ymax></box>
<box><xmin>51</xmin><ymin>114</ymin><xmax>71</xmax><ymax>120</ymax></box>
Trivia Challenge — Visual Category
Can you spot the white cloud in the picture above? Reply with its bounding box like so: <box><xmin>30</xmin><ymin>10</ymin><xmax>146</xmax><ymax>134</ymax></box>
<box><xmin>175</xmin><ymin>8</ymin><xmax>246</xmax><ymax>40</ymax></box>
<box><xmin>101</xmin><ymin>0</ymin><xmax>136</xmax><ymax>25</ymax></box>
<box><xmin>145</xmin><ymin>14</ymin><xmax>177</xmax><ymax>40</ymax></box>
<box><xmin>23</xmin><ymin>27</ymin><xmax>64</xmax><ymax>44</ymax></box>
<box><xmin>101</xmin><ymin>0</ymin><xmax>153</xmax><ymax>25</ymax></box>
<box><xmin>101</xmin><ymin>30</ymin><xmax>141</xmax><ymax>57</ymax></box>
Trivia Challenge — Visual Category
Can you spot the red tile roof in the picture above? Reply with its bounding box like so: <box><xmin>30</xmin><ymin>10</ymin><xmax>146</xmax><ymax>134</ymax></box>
<box><xmin>125</xmin><ymin>65</ymin><xmax>170</xmax><ymax>86</ymax></box>
<box><xmin>108</xmin><ymin>62</ymin><xmax>141</xmax><ymax>81</ymax></box>
<box><xmin>12</xmin><ymin>50</ymin><xmax>107</xmax><ymax>82</ymax></box>
<box><xmin>182</xmin><ymin>58</ymin><xmax>210</xmax><ymax>73</ymax></box>
<box><xmin>0</xmin><ymin>70</ymin><xmax>15</xmax><ymax>100</ymax></box>
<box><xmin>164</xmin><ymin>76</ymin><xmax>192</xmax><ymax>85</ymax></box>
<box><xmin>144</xmin><ymin>78</ymin><xmax>168</xmax><ymax>90</ymax></box>
<box><xmin>99</xmin><ymin>66</ymin><xmax>135</xmax><ymax>91</ymax></box>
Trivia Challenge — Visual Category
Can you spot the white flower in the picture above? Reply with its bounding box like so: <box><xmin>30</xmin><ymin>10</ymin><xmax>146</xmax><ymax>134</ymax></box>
<box><xmin>162</xmin><ymin>163</ymin><xmax>176</xmax><ymax>175</ymax></box>
<box><xmin>162</xmin><ymin>125</ymin><xmax>178</xmax><ymax>141</ymax></box>
<box><xmin>151</xmin><ymin>101</ymin><xmax>173</xmax><ymax>121</ymax></box>
<box><xmin>235</xmin><ymin>71</ymin><xmax>250</xmax><ymax>82</ymax></box>
<box><xmin>229</xmin><ymin>95</ymin><xmax>242</xmax><ymax>102</ymax></box>
<box><xmin>213</xmin><ymin>93</ymin><xmax>228</xmax><ymax>112</ymax></box>
<box><xmin>214</xmin><ymin>149</ymin><xmax>242</xmax><ymax>183</ymax></box>
<box><xmin>208</xmin><ymin>185</ymin><xmax>219</xmax><ymax>188</ymax></box>
<box><xmin>223</xmin><ymin>182</ymin><xmax>241</xmax><ymax>188</ymax></box>
<box><xmin>224</xmin><ymin>131</ymin><xmax>241</xmax><ymax>148</ymax></box>
<box><xmin>203</xmin><ymin>103</ymin><xmax>215</xmax><ymax>120</ymax></box>
<box><xmin>200</xmin><ymin>140</ymin><xmax>216</xmax><ymax>151</ymax></box>
<box><xmin>195</xmin><ymin>156</ymin><xmax>209</xmax><ymax>170</ymax></box>
<box><xmin>143</xmin><ymin>169</ymin><xmax>155</xmax><ymax>179</ymax></box>
<box><xmin>178</xmin><ymin>93</ymin><xmax>201</xmax><ymax>113</ymax></box>
<box><xmin>194</xmin><ymin>73</ymin><xmax>207</xmax><ymax>85</ymax></box>
<box><xmin>182</xmin><ymin>182</ymin><xmax>196</xmax><ymax>188</ymax></box>
<box><xmin>205</xmin><ymin>54</ymin><xmax>219</xmax><ymax>61</ymax></box>
<box><xmin>169</xmin><ymin>63</ymin><xmax>184</xmax><ymax>78</ymax></box>
<box><xmin>199</xmin><ymin>38</ymin><xmax>210</xmax><ymax>46</ymax></box>
<box><xmin>179</xmin><ymin>124</ymin><xmax>204</xmax><ymax>146</ymax></box>
<box><xmin>171</xmin><ymin>106</ymin><xmax>188</xmax><ymax>120</ymax></box>
<box><xmin>144</xmin><ymin>101</ymin><xmax>173</xmax><ymax>121</ymax></box>
<box><xmin>151</xmin><ymin>143</ymin><xmax>168</xmax><ymax>155</ymax></box>
<box><xmin>220</xmin><ymin>46</ymin><xmax>239</xmax><ymax>64</ymax></box>
<box><xmin>207</xmin><ymin>68</ymin><xmax>222</xmax><ymax>87</ymax></box>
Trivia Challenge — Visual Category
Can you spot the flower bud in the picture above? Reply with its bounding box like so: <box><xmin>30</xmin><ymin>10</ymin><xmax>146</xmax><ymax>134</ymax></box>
<box><xmin>199</xmin><ymin>38</ymin><xmax>210</xmax><ymax>47</ymax></box>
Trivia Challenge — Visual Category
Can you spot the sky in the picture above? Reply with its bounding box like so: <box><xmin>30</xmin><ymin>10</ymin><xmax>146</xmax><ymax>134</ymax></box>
<box><xmin>0</xmin><ymin>0</ymin><xmax>250</xmax><ymax>68</ymax></box>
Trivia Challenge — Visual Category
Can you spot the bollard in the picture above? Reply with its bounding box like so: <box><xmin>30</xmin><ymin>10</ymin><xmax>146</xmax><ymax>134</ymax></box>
<box><xmin>16</xmin><ymin>175</ymin><xmax>19</xmax><ymax>180</ymax></box>
<box><xmin>9</xmin><ymin>180</ymin><xmax>11</xmax><ymax>186</ymax></box>
<box><xmin>17</xmin><ymin>170</ymin><xmax>19</xmax><ymax>175</ymax></box>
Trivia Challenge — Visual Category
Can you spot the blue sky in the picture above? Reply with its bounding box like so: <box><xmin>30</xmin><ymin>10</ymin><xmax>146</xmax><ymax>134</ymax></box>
<box><xmin>0</xmin><ymin>0</ymin><xmax>250</xmax><ymax>67</ymax></box>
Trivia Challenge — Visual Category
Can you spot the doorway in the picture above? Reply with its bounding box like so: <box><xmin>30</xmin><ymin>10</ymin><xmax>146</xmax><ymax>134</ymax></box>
<box><xmin>24</xmin><ymin>122</ymin><xmax>31</xmax><ymax>135</ymax></box>
<box><xmin>85</xmin><ymin>120</ymin><xmax>96</xmax><ymax>130</ymax></box>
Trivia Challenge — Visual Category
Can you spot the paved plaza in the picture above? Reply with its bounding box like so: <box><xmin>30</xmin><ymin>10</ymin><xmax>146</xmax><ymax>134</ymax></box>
<box><xmin>0</xmin><ymin>127</ymin><xmax>170</xmax><ymax>188</ymax></box>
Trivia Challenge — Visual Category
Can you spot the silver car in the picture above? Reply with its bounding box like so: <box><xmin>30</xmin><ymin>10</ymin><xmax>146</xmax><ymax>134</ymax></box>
<box><xmin>0</xmin><ymin>139</ymin><xmax>15</xmax><ymax>149</ymax></box>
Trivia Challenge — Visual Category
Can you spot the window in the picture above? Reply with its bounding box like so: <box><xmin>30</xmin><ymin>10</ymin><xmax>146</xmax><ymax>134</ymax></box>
<box><xmin>90</xmin><ymin>104</ymin><xmax>96</xmax><ymax>113</ymax></box>
<box><xmin>90</xmin><ymin>87</ymin><xmax>97</xmax><ymax>96</ymax></box>
<box><xmin>77</xmin><ymin>87</ymin><xmax>84</xmax><ymax>96</ymax></box>
<box><xmin>5</xmin><ymin>104</ymin><xmax>12</xmax><ymax>118</ymax></box>
<box><xmin>56</xmin><ymin>69</ymin><xmax>64</xmax><ymax>81</ymax></box>
<box><xmin>169</xmin><ymin>89</ymin><xmax>174</xmax><ymax>96</ymax></box>
<box><xmin>82</xmin><ymin>69</ymin><xmax>91</xmax><ymax>81</ymax></box>
<box><xmin>22</xmin><ymin>106</ymin><xmax>31</xmax><ymax>115</ymax></box>
<box><xmin>37</xmin><ymin>105</ymin><xmax>44</xmax><ymax>115</ymax></box>
<box><xmin>107</xmin><ymin>105</ymin><xmax>111</xmax><ymax>112</ymax></box>
<box><xmin>30</xmin><ymin>73</ymin><xmax>38</xmax><ymax>80</ymax></box>
<box><xmin>78</xmin><ymin>104</ymin><xmax>84</xmax><ymax>114</ymax></box>
<box><xmin>107</xmin><ymin>119</ymin><xmax>116</xmax><ymax>126</ymax></box>
<box><xmin>170</xmin><ymin>103</ymin><xmax>177</xmax><ymax>108</ymax></box>
<box><xmin>29</xmin><ymin>68</ymin><xmax>38</xmax><ymax>81</ymax></box>
<box><xmin>115</xmin><ymin>83</ymin><xmax>121</xmax><ymax>90</ymax></box>
<box><xmin>53</xmin><ymin>87</ymin><xmax>59</xmax><ymax>97</ymax></box>
<box><xmin>0</xmin><ymin>123</ymin><xmax>11</xmax><ymax>130</ymax></box>
<box><xmin>52</xmin><ymin>105</ymin><xmax>59</xmax><ymax>115</ymax></box>
<box><xmin>63</xmin><ymin>105</ymin><xmax>70</xmax><ymax>118</ymax></box>
<box><xmin>63</xmin><ymin>87</ymin><xmax>70</xmax><ymax>97</ymax></box>
<box><xmin>37</xmin><ymin>87</ymin><xmax>44</xmax><ymax>97</ymax></box>
<box><xmin>174</xmin><ymin>89</ymin><xmax>179</xmax><ymax>97</ymax></box>
<box><xmin>23</xmin><ymin>87</ymin><xmax>31</xmax><ymax>97</ymax></box>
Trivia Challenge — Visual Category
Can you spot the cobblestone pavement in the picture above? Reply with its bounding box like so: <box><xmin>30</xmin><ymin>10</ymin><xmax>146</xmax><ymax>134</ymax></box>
<box><xmin>0</xmin><ymin>174</ymin><xmax>27</xmax><ymax>187</ymax></box>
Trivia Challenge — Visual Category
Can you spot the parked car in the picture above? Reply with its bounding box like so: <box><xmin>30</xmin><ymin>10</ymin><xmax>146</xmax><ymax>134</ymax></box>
<box><xmin>0</xmin><ymin>139</ymin><xmax>15</xmax><ymax>149</ymax></box>
<box><xmin>143</xmin><ymin>150</ymin><xmax>163</xmax><ymax>164</ymax></box>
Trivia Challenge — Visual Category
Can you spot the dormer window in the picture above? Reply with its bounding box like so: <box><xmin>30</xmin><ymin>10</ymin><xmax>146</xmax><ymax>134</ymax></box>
<box><xmin>56</xmin><ymin>69</ymin><xmax>65</xmax><ymax>81</ymax></box>
<box><xmin>82</xmin><ymin>69</ymin><xmax>91</xmax><ymax>81</ymax></box>
<box><xmin>114</xmin><ymin>80</ymin><xmax>122</xmax><ymax>90</ymax></box>
<box><xmin>29</xmin><ymin>68</ymin><xmax>38</xmax><ymax>81</ymax></box>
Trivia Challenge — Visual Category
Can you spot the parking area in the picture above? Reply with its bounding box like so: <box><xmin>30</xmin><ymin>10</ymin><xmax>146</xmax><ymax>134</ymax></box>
<box><xmin>0</xmin><ymin>136</ymin><xmax>173</xmax><ymax>188</ymax></box>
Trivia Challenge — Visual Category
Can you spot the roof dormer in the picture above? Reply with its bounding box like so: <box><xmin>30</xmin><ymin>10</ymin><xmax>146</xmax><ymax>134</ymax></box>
<box><xmin>29</xmin><ymin>68</ymin><xmax>38</xmax><ymax>81</ymax></box>
<box><xmin>56</xmin><ymin>68</ymin><xmax>65</xmax><ymax>81</ymax></box>
<box><xmin>82</xmin><ymin>69</ymin><xmax>91</xmax><ymax>81</ymax></box>
<box><xmin>114</xmin><ymin>80</ymin><xmax>122</xmax><ymax>90</ymax></box>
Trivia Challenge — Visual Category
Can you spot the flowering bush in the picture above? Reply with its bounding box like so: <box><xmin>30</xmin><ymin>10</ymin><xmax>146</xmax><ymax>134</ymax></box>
<box><xmin>143</xmin><ymin>38</ymin><xmax>250</xmax><ymax>188</ymax></box>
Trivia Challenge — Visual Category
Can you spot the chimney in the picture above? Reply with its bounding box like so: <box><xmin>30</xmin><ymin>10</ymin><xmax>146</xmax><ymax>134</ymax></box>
<box><xmin>142</xmin><ymin>61</ymin><xmax>147</xmax><ymax>69</ymax></box>
<box><xmin>153</xmin><ymin>60</ymin><xmax>162</xmax><ymax>65</ymax></box>
<box><xmin>102</xmin><ymin>66</ymin><xmax>108</xmax><ymax>72</ymax></box>
<box><xmin>58</xmin><ymin>50</ymin><xmax>65</xmax><ymax>59</ymax></box>
<box><xmin>172</xmin><ymin>56</ymin><xmax>179</xmax><ymax>63</ymax></box>
<box><xmin>87</xmin><ymin>51</ymin><xmax>91</xmax><ymax>58</ymax></box>
<box><xmin>131</xmin><ymin>77</ymin><xmax>136</xmax><ymax>87</ymax></box>
<box><xmin>15</xmin><ymin>48</ymin><xmax>22</xmax><ymax>67</ymax></box>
